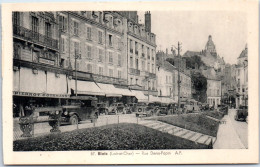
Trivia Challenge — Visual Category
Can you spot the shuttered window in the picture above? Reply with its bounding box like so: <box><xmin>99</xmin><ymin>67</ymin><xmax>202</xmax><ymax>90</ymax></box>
<box><xmin>73</xmin><ymin>21</ymin><xmax>79</xmax><ymax>36</ymax></box>
<box><xmin>59</xmin><ymin>15</ymin><xmax>67</xmax><ymax>32</ymax></box>
<box><xmin>87</xmin><ymin>45</ymin><xmax>91</xmax><ymax>59</ymax></box>
<box><xmin>45</xmin><ymin>22</ymin><xmax>52</xmax><ymax>38</ymax></box>
<box><xmin>31</xmin><ymin>16</ymin><xmax>39</xmax><ymax>33</ymax></box>
<box><xmin>87</xmin><ymin>27</ymin><xmax>92</xmax><ymax>40</ymax></box>
<box><xmin>98</xmin><ymin>31</ymin><xmax>103</xmax><ymax>44</ymax></box>
<box><xmin>13</xmin><ymin>12</ymin><xmax>20</xmax><ymax>25</ymax></box>
<box><xmin>98</xmin><ymin>49</ymin><xmax>103</xmax><ymax>62</ymax></box>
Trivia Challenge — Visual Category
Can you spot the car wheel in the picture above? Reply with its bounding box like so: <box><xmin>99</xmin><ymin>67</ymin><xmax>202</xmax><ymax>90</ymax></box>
<box><xmin>69</xmin><ymin>115</ymin><xmax>78</xmax><ymax>125</ymax></box>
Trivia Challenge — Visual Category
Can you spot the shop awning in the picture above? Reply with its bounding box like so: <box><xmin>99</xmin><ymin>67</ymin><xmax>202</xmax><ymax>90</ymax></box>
<box><xmin>71</xmin><ymin>80</ymin><xmax>105</xmax><ymax>96</ymax></box>
<box><xmin>149</xmin><ymin>95</ymin><xmax>161</xmax><ymax>103</ymax></box>
<box><xmin>132</xmin><ymin>90</ymin><xmax>148</xmax><ymax>102</ymax></box>
<box><xmin>159</xmin><ymin>97</ymin><xmax>176</xmax><ymax>104</ymax></box>
<box><xmin>120</xmin><ymin>88</ymin><xmax>135</xmax><ymax>96</ymax></box>
<box><xmin>97</xmin><ymin>83</ymin><xmax>122</xmax><ymax>97</ymax></box>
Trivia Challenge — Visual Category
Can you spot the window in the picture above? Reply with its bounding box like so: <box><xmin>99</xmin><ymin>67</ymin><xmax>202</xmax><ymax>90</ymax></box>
<box><xmin>31</xmin><ymin>16</ymin><xmax>39</xmax><ymax>33</ymax></box>
<box><xmin>130</xmin><ymin>78</ymin><xmax>133</xmax><ymax>85</ymax></box>
<box><xmin>109</xmin><ymin>52</ymin><xmax>113</xmax><ymax>64</ymax></box>
<box><xmin>98</xmin><ymin>49</ymin><xmax>103</xmax><ymax>62</ymax></box>
<box><xmin>13</xmin><ymin>12</ymin><xmax>20</xmax><ymax>25</ymax></box>
<box><xmin>74</xmin><ymin>41</ymin><xmax>80</xmax><ymax>54</ymax></box>
<box><xmin>130</xmin><ymin>57</ymin><xmax>133</xmax><ymax>68</ymax></box>
<box><xmin>99</xmin><ymin>66</ymin><xmax>103</xmax><ymax>75</ymax></box>
<box><xmin>147</xmin><ymin>63</ymin><xmax>150</xmax><ymax>72</ymax></box>
<box><xmin>238</xmin><ymin>79</ymin><xmax>240</xmax><ymax>85</ymax></box>
<box><xmin>142</xmin><ymin>61</ymin><xmax>145</xmax><ymax>71</ymax></box>
<box><xmin>87</xmin><ymin>45</ymin><xmax>91</xmax><ymax>59</ymax></box>
<box><xmin>118</xmin><ymin>54</ymin><xmax>121</xmax><ymax>66</ymax></box>
<box><xmin>136</xmin><ymin>79</ymin><xmax>138</xmax><ymax>85</ymax></box>
<box><xmin>87</xmin><ymin>64</ymin><xmax>92</xmax><ymax>73</ymax></box>
<box><xmin>136</xmin><ymin>58</ymin><xmax>139</xmax><ymax>69</ymax></box>
<box><xmin>130</xmin><ymin>40</ymin><xmax>133</xmax><ymax>51</ymax></box>
<box><xmin>59</xmin><ymin>15</ymin><xmax>67</xmax><ymax>31</ymax></box>
<box><xmin>98</xmin><ymin>31</ymin><xmax>103</xmax><ymax>44</ymax></box>
<box><xmin>87</xmin><ymin>27</ymin><xmax>92</xmax><ymax>40</ymax></box>
<box><xmin>118</xmin><ymin>70</ymin><xmax>122</xmax><ymax>78</ymax></box>
<box><xmin>135</xmin><ymin>42</ymin><xmax>138</xmax><ymax>54</ymax></box>
<box><xmin>217</xmin><ymin>89</ymin><xmax>219</xmax><ymax>96</ymax></box>
<box><xmin>45</xmin><ymin>22</ymin><xmax>52</xmax><ymax>38</ymax></box>
<box><xmin>152</xmin><ymin>64</ymin><xmax>154</xmax><ymax>73</ymax></box>
<box><xmin>109</xmin><ymin>34</ymin><xmax>113</xmax><ymax>46</ymax></box>
<box><xmin>61</xmin><ymin>37</ymin><xmax>65</xmax><ymax>53</ymax></box>
<box><xmin>73</xmin><ymin>21</ymin><xmax>79</xmax><ymax>36</ymax></box>
<box><xmin>142</xmin><ymin>45</ymin><xmax>144</xmax><ymax>53</ymax></box>
<box><xmin>117</xmin><ymin>38</ymin><xmax>121</xmax><ymax>50</ymax></box>
<box><xmin>109</xmin><ymin>69</ymin><xmax>113</xmax><ymax>77</ymax></box>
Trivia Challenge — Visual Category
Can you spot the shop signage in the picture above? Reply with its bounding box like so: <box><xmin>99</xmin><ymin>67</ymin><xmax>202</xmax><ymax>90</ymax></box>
<box><xmin>39</xmin><ymin>58</ymin><xmax>55</xmax><ymax>65</ymax></box>
<box><xmin>21</xmin><ymin>47</ymin><xmax>32</xmax><ymax>62</ymax></box>
<box><xmin>13</xmin><ymin>91</ymin><xmax>70</xmax><ymax>98</ymax></box>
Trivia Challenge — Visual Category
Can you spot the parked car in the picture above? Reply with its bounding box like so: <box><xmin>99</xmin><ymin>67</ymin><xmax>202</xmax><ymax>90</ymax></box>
<box><xmin>234</xmin><ymin>106</ymin><xmax>248</xmax><ymax>121</ymax></box>
<box><xmin>136</xmin><ymin>102</ymin><xmax>155</xmax><ymax>117</ymax></box>
<box><xmin>97</xmin><ymin>103</ymin><xmax>109</xmax><ymax>115</ymax></box>
<box><xmin>60</xmin><ymin>97</ymin><xmax>98</xmax><ymax>125</ymax></box>
<box><xmin>128</xmin><ymin>103</ymin><xmax>137</xmax><ymax>113</ymax></box>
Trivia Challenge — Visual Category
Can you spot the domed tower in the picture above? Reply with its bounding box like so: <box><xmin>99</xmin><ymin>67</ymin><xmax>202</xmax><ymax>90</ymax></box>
<box><xmin>205</xmin><ymin>35</ymin><xmax>216</xmax><ymax>53</ymax></box>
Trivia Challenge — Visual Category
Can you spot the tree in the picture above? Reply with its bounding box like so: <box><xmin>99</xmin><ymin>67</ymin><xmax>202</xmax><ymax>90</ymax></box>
<box><xmin>191</xmin><ymin>71</ymin><xmax>207</xmax><ymax>103</ymax></box>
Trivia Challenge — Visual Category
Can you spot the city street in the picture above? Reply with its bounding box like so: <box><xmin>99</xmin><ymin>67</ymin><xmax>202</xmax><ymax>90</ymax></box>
<box><xmin>228</xmin><ymin>109</ymin><xmax>248</xmax><ymax>148</ymax></box>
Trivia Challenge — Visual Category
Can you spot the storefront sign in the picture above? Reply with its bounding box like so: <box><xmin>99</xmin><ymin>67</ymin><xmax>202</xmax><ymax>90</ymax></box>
<box><xmin>21</xmin><ymin>47</ymin><xmax>32</xmax><ymax>62</ymax></box>
<box><xmin>13</xmin><ymin>91</ymin><xmax>70</xmax><ymax>98</ymax></box>
<box><xmin>39</xmin><ymin>58</ymin><xmax>55</xmax><ymax>65</ymax></box>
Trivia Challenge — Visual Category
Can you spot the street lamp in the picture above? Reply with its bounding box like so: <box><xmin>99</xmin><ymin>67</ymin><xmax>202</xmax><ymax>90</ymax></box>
<box><xmin>74</xmin><ymin>50</ymin><xmax>81</xmax><ymax>97</ymax></box>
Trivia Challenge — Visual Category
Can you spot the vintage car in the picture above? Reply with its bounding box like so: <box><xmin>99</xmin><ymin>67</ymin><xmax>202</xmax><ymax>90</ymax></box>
<box><xmin>97</xmin><ymin>103</ymin><xmax>109</xmax><ymax>115</ymax></box>
<box><xmin>106</xmin><ymin>103</ymin><xmax>125</xmax><ymax>115</ymax></box>
<box><xmin>235</xmin><ymin>106</ymin><xmax>248</xmax><ymax>121</ymax></box>
<box><xmin>135</xmin><ymin>102</ymin><xmax>155</xmax><ymax>117</ymax></box>
<box><xmin>60</xmin><ymin>96</ymin><xmax>99</xmax><ymax>125</ymax></box>
<box><xmin>128</xmin><ymin>103</ymin><xmax>137</xmax><ymax>113</ymax></box>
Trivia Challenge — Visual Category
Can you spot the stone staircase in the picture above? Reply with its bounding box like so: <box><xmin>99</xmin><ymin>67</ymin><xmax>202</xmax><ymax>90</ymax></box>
<box><xmin>140</xmin><ymin>120</ymin><xmax>217</xmax><ymax>146</ymax></box>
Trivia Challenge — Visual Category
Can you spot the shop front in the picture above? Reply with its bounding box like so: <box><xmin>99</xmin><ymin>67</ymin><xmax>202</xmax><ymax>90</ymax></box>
<box><xmin>13</xmin><ymin>67</ymin><xmax>70</xmax><ymax>117</ymax></box>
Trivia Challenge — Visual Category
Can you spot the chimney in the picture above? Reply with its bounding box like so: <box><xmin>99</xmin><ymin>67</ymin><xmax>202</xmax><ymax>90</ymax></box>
<box><xmin>145</xmin><ymin>11</ymin><xmax>151</xmax><ymax>32</ymax></box>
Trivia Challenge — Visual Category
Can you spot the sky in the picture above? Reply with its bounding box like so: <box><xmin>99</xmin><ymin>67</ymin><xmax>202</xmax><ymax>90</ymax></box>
<box><xmin>138</xmin><ymin>11</ymin><xmax>247</xmax><ymax>65</ymax></box>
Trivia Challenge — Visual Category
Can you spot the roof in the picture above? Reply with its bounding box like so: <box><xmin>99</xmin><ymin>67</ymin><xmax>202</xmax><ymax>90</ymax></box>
<box><xmin>238</xmin><ymin>47</ymin><xmax>248</xmax><ymax>59</ymax></box>
<box><xmin>183</xmin><ymin>51</ymin><xmax>202</xmax><ymax>57</ymax></box>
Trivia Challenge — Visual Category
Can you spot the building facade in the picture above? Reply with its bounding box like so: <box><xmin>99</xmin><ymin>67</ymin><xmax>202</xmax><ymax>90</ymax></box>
<box><xmin>123</xmin><ymin>11</ymin><xmax>157</xmax><ymax>96</ymax></box>
<box><xmin>156</xmin><ymin>51</ymin><xmax>191</xmax><ymax>103</ymax></box>
<box><xmin>13</xmin><ymin>12</ymin><xmax>70</xmax><ymax>117</ymax></box>
<box><xmin>235</xmin><ymin>44</ymin><xmax>248</xmax><ymax>107</ymax></box>
<box><xmin>207</xmin><ymin>79</ymin><xmax>222</xmax><ymax>107</ymax></box>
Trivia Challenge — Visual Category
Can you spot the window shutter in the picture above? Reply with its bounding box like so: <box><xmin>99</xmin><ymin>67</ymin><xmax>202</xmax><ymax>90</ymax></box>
<box><xmin>70</xmin><ymin>41</ymin><xmax>74</xmax><ymax>55</ymax></box>
<box><xmin>92</xmin><ymin>46</ymin><xmax>96</xmax><ymax>60</ymax></box>
<box><xmin>64</xmin><ymin>17</ymin><xmax>68</xmax><ymax>32</ymax></box>
<box><xmin>92</xmin><ymin>28</ymin><xmax>96</xmax><ymax>42</ymax></box>
<box><xmin>59</xmin><ymin>15</ymin><xmax>63</xmax><ymax>29</ymax></box>
<box><xmin>79</xmin><ymin>23</ymin><xmax>82</xmax><ymax>37</ymax></box>
<box><xmin>102</xmin><ymin>31</ymin><xmax>105</xmax><ymax>44</ymax></box>
<box><xmin>70</xmin><ymin>19</ymin><xmax>74</xmax><ymax>35</ymax></box>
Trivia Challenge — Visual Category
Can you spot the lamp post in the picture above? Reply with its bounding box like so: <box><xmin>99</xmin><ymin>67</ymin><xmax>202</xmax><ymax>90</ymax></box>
<box><xmin>74</xmin><ymin>49</ymin><xmax>81</xmax><ymax>97</ymax></box>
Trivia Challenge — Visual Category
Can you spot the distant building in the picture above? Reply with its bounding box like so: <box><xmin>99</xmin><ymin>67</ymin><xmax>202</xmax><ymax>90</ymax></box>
<box><xmin>207</xmin><ymin>79</ymin><xmax>222</xmax><ymax>107</ymax></box>
<box><xmin>235</xmin><ymin>44</ymin><xmax>248</xmax><ymax>107</ymax></box>
<box><xmin>156</xmin><ymin>51</ymin><xmax>191</xmax><ymax>103</ymax></box>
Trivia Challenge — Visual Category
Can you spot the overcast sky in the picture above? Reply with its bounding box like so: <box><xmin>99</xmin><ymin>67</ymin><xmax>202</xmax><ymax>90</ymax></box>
<box><xmin>138</xmin><ymin>11</ymin><xmax>247</xmax><ymax>65</ymax></box>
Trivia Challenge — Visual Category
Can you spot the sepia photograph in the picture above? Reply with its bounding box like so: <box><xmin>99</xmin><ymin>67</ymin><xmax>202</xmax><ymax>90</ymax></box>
<box><xmin>2</xmin><ymin>0</ymin><xmax>259</xmax><ymax>165</ymax></box>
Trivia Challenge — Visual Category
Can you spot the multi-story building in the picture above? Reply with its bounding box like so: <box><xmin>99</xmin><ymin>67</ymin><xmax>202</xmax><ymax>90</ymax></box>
<box><xmin>13</xmin><ymin>12</ymin><xmax>70</xmax><ymax>117</ymax></box>
<box><xmin>122</xmin><ymin>11</ymin><xmax>157</xmax><ymax>96</ymax></box>
<box><xmin>235</xmin><ymin>44</ymin><xmax>248</xmax><ymax>107</ymax></box>
<box><xmin>206</xmin><ymin>78</ymin><xmax>222</xmax><ymax>107</ymax></box>
<box><xmin>58</xmin><ymin>11</ymin><xmax>136</xmax><ymax>104</ymax></box>
<box><xmin>156</xmin><ymin>51</ymin><xmax>191</xmax><ymax>103</ymax></box>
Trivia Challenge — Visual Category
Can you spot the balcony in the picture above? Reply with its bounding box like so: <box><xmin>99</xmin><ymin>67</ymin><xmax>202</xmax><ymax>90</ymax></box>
<box><xmin>129</xmin><ymin>68</ymin><xmax>140</xmax><ymax>76</ymax></box>
<box><xmin>13</xmin><ymin>25</ymin><xmax>58</xmax><ymax>50</ymax></box>
<box><xmin>149</xmin><ymin>72</ymin><xmax>156</xmax><ymax>78</ymax></box>
<box><xmin>92</xmin><ymin>74</ymin><xmax>127</xmax><ymax>85</ymax></box>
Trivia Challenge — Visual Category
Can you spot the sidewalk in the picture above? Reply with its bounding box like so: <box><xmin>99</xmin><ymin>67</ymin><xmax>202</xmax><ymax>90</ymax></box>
<box><xmin>213</xmin><ymin>114</ymin><xmax>245</xmax><ymax>149</ymax></box>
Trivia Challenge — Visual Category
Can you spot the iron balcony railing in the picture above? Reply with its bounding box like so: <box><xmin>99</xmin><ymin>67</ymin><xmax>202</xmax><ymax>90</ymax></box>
<box><xmin>13</xmin><ymin>25</ymin><xmax>58</xmax><ymax>50</ymax></box>
<box><xmin>129</xmin><ymin>68</ymin><xmax>140</xmax><ymax>76</ymax></box>
<box><xmin>92</xmin><ymin>74</ymin><xmax>127</xmax><ymax>85</ymax></box>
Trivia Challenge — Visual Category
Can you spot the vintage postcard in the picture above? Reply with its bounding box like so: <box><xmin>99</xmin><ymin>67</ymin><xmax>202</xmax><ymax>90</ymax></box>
<box><xmin>2</xmin><ymin>0</ymin><xmax>259</xmax><ymax>165</ymax></box>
